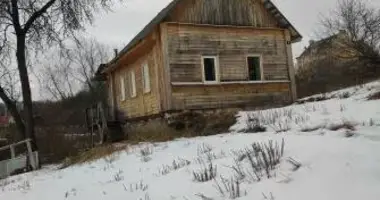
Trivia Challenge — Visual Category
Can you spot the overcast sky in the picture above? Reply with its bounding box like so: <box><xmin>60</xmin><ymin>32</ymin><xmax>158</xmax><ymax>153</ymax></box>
<box><xmin>30</xmin><ymin>0</ymin><xmax>379</xmax><ymax>100</ymax></box>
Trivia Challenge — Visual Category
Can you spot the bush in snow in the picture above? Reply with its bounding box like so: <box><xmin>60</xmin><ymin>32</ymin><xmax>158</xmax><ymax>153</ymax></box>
<box><xmin>193</xmin><ymin>162</ymin><xmax>217</xmax><ymax>182</ymax></box>
<box><xmin>113</xmin><ymin>170</ymin><xmax>124</xmax><ymax>182</ymax></box>
<box><xmin>244</xmin><ymin>115</ymin><xmax>266</xmax><ymax>133</ymax></box>
<box><xmin>197</xmin><ymin>143</ymin><xmax>213</xmax><ymax>155</ymax></box>
<box><xmin>232</xmin><ymin>139</ymin><xmax>285</xmax><ymax>182</ymax></box>
<box><xmin>327</xmin><ymin>120</ymin><xmax>356</xmax><ymax>131</ymax></box>
<box><xmin>123</xmin><ymin>181</ymin><xmax>149</xmax><ymax>192</ymax></box>
<box><xmin>139</xmin><ymin>145</ymin><xmax>153</xmax><ymax>162</ymax></box>
<box><xmin>214</xmin><ymin>176</ymin><xmax>246</xmax><ymax>199</ymax></box>
<box><xmin>158</xmin><ymin>158</ymin><xmax>191</xmax><ymax>176</ymax></box>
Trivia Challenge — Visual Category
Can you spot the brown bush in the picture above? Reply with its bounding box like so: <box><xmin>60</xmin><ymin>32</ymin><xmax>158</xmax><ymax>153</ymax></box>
<box><xmin>368</xmin><ymin>91</ymin><xmax>380</xmax><ymax>100</ymax></box>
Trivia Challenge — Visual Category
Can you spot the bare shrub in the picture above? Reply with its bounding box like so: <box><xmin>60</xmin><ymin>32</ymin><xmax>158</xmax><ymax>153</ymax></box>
<box><xmin>197</xmin><ymin>143</ymin><xmax>213</xmax><ymax>155</ymax></box>
<box><xmin>124</xmin><ymin>181</ymin><xmax>149</xmax><ymax>192</ymax></box>
<box><xmin>262</xmin><ymin>192</ymin><xmax>276</xmax><ymax>200</ymax></box>
<box><xmin>139</xmin><ymin>145</ymin><xmax>153</xmax><ymax>162</ymax></box>
<box><xmin>327</xmin><ymin>121</ymin><xmax>356</xmax><ymax>131</ymax></box>
<box><xmin>158</xmin><ymin>158</ymin><xmax>191</xmax><ymax>176</ymax></box>
<box><xmin>113</xmin><ymin>169</ymin><xmax>124</xmax><ymax>182</ymax></box>
<box><xmin>244</xmin><ymin>115</ymin><xmax>266</xmax><ymax>133</ymax></box>
<box><xmin>345</xmin><ymin>130</ymin><xmax>356</xmax><ymax>138</ymax></box>
<box><xmin>300</xmin><ymin>125</ymin><xmax>324</xmax><ymax>132</ymax></box>
<box><xmin>296</xmin><ymin>94</ymin><xmax>331</xmax><ymax>104</ymax></box>
<box><xmin>368</xmin><ymin>91</ymin><xmax>380</xmax><ymax>100</ymax></box>
<box><xmin>214</xmin><ymin>176</ymin><xmax>246</xmax><ymax>199</ymax></box>
<box><xmin>338</xmin><ymin>92</ymin><xmax>351</xmax><ymax>99</ymax></box>
<box><xmin>286</xmin><ymin>157</ymin><xmax>302</xmax><ymax>171</ymax></box>
<box><xmin>270</xmin><ymin>120</ymin><xmax>291</xmax><ymax>133</ymax></box>
<box><xmin>193</xmin><ymin>162</ymin><xmax>217</xmax><ymax>182</ymax></box>
<box><xmin>232</xmin><ymin>139</ymin><xmax>285</xmax><ymax>182</ymax></box>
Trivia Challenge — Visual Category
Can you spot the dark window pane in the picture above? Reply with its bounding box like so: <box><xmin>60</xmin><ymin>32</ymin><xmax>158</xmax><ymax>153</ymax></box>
<box><xmin>247</xmin><ymin>57</ymin><xmax>261</xmax><ymax>80</ymax></box>
<box><xmin>203</xmin><ymin>58</ymin><xmax>216</xmax><ymax>81</ymax></box>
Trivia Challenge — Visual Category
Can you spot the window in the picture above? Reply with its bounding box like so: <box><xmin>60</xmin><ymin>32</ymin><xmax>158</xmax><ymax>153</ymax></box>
<box><xmin>120</xmin><ymin>75</ymin><xmax>126</xmax><ymax>101</ymax></box>
<box><xmin>142</xmin><ymin>63</ymin><xmax>151</xmax><ymax>93</ymax></box>
<box><xmin>202</xmin><ymin>56</ymin><xmax>219</xmax><ymax>83</ymax></box>
<box><xmin>130</xmin><ymin>70</ymin><xmax>137</xmax><ymax>98</ymax></box>
<box><xmin>247</xmin><ymin>56</ymin><xmax>262</xmax><ymax>81</ymax></box>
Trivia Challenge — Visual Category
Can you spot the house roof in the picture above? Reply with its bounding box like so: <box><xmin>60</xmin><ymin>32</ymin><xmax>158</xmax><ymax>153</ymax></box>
<box><xmin>100</xmin><ymin>0</ymin><xmax>302</xmax><ymax>74</ymax></box>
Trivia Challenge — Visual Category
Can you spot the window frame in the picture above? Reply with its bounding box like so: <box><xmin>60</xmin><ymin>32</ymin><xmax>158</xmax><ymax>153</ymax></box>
<box><xmin>201</xmin><ymin>55</ymin><xmax>220</xmax><ymax>84</ymax></box>
<box><xmin>130</xmin><ymin>70</ymin><xmax>137</xmax><ymax>98</ymax></box>
<box><xmin>142</xmin><ymin>62</ymin><xmax>151</xmax><ymax>93</ymax></box>
<box><xmin>119</xmin><ymin>74</ymin><xmax>126</xmax><ymax>101</ymax></box>
<box><xmin>246</xmin><ymin>54</ymin><xmax>264</xmax><ymax>81</ymax></box>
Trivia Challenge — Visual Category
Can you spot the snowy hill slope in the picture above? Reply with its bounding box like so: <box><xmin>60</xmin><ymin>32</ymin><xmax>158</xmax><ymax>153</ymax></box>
<box><xmin>1</xmin><ymin>81</ymin><xmax>380</xmax><ymax>200</ymax></box>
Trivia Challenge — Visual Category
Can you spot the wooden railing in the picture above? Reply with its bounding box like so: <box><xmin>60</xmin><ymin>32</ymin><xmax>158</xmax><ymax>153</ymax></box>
<box><xmin>0</xmin><ymin>138</ymin><xmax>39</xmax><ymax>179</ymax></box>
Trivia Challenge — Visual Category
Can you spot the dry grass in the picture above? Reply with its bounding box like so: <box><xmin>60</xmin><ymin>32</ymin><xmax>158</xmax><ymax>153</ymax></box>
<box><xmin>61</xmin><ymin>144</ymin><xmax>126</xmax><ymax>168</ymax></box>
<box><xmin>127</xmin><ymin>120</ymin><xmax>193</xmax><ymax>143</ymax></box>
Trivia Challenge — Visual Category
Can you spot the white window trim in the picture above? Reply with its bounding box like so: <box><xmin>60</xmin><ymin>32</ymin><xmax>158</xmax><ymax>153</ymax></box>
<box><xmin>246</xmin><ymin>54</ymin><xmax>264</xmax><ymax>81</ymax></box>
<box><xmin>171</xmin><ymin>80</ymin><xmax>290</xmax><ymax>86</ymax></box>
<box><xmin>130</xmin><ymin>70</ymin><xmax>137</xmax><ymax>98</ymax></box>
<box><xmin>120</xmin><ymin>75</ymin><xmax>126</xmax><ymax>101</ymax></box>
<box><xmin>142</xmin><ymin>62</ymin><xmax>151</xmax><ymax>93</ymax></box>
<box><xmin>201</xmin><ymin>56</ymin><xmax>220</xmax><ymax>84</ymax></box>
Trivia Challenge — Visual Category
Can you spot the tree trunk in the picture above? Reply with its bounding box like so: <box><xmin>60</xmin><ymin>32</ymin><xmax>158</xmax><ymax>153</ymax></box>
<box><xmin>16</xmin><ymin>34</ymin><xmax>38</xmax><ymax>152</ymax></box>
<box><xmin>0</xmin><ymin>87</ymin><xmax>26</xmax><ymax>139</ymax></box>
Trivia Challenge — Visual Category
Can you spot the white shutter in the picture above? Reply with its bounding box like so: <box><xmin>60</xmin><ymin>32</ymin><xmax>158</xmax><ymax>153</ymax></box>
<box><xmin>142</xmin><ymin>63</ymin><xmax>151</xmax><ymax>93</ymax></box>
<box><xmin>120</xmin><ymin>75</ymin><xmax>125</xmax><ymax>101</ymax></box>
<box><xmin>130</xmin><ymin>70</ymin><xmax>137</xmax><ymax>98</ymax></box>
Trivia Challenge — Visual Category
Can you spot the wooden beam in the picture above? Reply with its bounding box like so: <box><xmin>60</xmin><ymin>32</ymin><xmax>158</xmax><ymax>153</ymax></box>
<box><xmin>160</xmin><ymin>23</ymin><xmax>173</xmax><ymax>111</ymax></box>
<box><xmin>0</xmin><ymin>138</ymin><xmax>32</xmax><ymax>152</ymax></box>
<box><xmin>284</xmin><ymin>29</ymin><xmax>297</xmax><ymax>101</ymax></box>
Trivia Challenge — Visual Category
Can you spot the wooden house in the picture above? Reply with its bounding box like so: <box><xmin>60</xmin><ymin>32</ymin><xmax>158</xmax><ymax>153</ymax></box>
<box><xmin>296</xmin><ymin>31</ymin><xmax>353</xmax><ymax>71</ymax></box>
<box><xmin>96</xmin><ymin>0</ymin><xmax>302</xmax><ymax>120</ymax></box>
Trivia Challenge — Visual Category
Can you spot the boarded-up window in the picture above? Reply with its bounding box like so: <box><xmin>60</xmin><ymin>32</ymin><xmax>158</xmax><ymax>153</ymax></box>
<box><xmin>120</xmin><ymin>75</ymin><xmax>126</xmax><ymax>101</ymax></box>
<box><xmin>142</xmin><ymin>63</ymin><xmax>151</xmax><ymax>93</ymax></box>
<box><xmin>130</xmin><ymin>70</ymin><xmax>136</xmax><ymax>98</ymax></box>
<box><xmin>247</xmin><ymin>56</ymin><xmax>262</xmax><ymax>81</ymax></box>
<box><xmin>202</xmin><ymin>56</ymin><xmax>219</xmax><ymax>83</ymax></box>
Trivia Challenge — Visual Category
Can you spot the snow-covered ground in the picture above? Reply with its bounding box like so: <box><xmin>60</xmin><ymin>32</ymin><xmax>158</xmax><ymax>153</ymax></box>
<box><xmin>1</xmin><ymin>81</ymin><xmax>380</xmax><ymax>200</ymax></box>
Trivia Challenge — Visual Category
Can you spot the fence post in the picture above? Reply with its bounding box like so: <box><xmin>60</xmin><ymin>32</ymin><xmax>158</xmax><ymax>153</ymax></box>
<box><xmin>10</xmin><ymin>145</ymin><xmax>15</xmax><ymax>158</ymax></box>
<box><xmin>26</xmin><ymin>140</ymin><xmax>37</xmax><ymax>170</ymax></box>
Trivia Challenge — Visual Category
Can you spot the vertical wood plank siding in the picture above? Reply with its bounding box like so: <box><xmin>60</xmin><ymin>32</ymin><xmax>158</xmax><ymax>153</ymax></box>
<box><xmin>112</xmin><ymin>31</ymin><xmax>163</xmax><ymax>119</ymax></box>
<box><xmin>165</xmin><ymin>23</ymin><xmax>292</xmax><ymax>110</ymax></box>
<box><xmin>167</xmin><ymin>24</ymin><xmax>290</xmax><ymax>82</ymax></box>
<box><xmin>167</xmin><ymin>0</ymin><xmax>278</xmax><ymax>28</ymax></box>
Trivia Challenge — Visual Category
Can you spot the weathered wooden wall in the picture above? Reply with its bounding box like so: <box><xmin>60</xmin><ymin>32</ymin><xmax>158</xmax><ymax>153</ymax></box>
<box><xmin>110</xmin><ymin>30</ymin><xmax>163</xmax><ymax>119</ymax></box>
<box><xmin>167</xmin><ymin>0</ymin><xmax>278</xmax><ymax>28</ymax></box>
<box><xmin>166</xmin><ymin>23</ymin><xmax>290</xmax><ymax>82</ymax></box>
<box><xmin>171</xmin><ymin>83</ymin><xmax>291</xmax><ymax>110</ymax></box>
<box><xmin>163</xmin><ymin>23</ymin><xmax>292</xmax><ymax>110</ymax></box>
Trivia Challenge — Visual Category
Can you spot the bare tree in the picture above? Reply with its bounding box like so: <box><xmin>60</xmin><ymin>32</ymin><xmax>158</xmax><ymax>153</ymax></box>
<box><xmin>321</xmin><ymin>0</ymin><xmax>380</xmax><ymax>65</ymax></box>
<box><xmin>69</xmin><ymin>37</ymin><xmax>111</xmax><ymax>94</ymax></box>
<box><xmin>0</xmin><ymin>0</ymin><xmax>118</xmax><ymax>152</ymax></box>
<box><xmin>41</xmin><ymin>55</ymin><xmax>78</xmax><ymax>101</ymax></box>
<box><xmin>39</xmin><ymin>37</ymin><xmax>111</xmax><ymax>101</ymax></box>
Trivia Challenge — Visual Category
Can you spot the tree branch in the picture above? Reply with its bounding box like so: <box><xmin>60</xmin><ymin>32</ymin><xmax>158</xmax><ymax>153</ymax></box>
<box><xmin>23</xmin><ymin>0</ymin><xmax>57</xmax><ymax>33</ymax></box>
